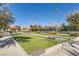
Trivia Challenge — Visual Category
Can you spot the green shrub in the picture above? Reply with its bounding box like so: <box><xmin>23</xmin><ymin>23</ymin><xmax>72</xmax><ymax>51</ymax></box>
<box><xmin>0</xmin><ymin>33</ymin><xmax>3</xmax><ymax>38</ymax></box>
<box><xmin>0</xmin><ymin>35</ymin><xmax>3</xmax><ymax>38</ymax></box>
<box><xmin>13</xmin><ymin>36</ymin><xmax>30</xmax><ymax>42</ymax></box>
<box><xmin>48</xmin><ymin>32</ymin><xmax>58</xmax><ymax>35</ymax></box>
<box><xmin>69</xmin><ymin>32</ymin><xmax>79</xmax><ymax>37</ymax></box>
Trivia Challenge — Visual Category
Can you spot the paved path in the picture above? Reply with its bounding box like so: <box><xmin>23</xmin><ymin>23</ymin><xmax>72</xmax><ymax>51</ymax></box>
<box><xmin>26</xmin><ymin>33</ymin><xmax>79</xmax><ymax>56</ymax></box>
<box><xmin>40</xmin><ymin>37</ymin><xmax>79</xmax><ymax>56</ymax></box>
<box><xmin>0</xmin><ymin>36</ymin><xmax>28</xmax><ymax>56</ymax></box>
<box><xmin>1</xmin><ymin>33</ymin><xmax>79</xmax><ymax>56</ymax></box>
<box><xmin>30</xmin><ymin>33</ymin><xmax>49</xmax><ymax>38</ymax></box>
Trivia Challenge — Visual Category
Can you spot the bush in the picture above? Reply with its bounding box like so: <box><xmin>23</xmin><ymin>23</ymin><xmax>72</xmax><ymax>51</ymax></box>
<box><xmin>0</xmin><ymin>32</ymin><xmax>4</xmax><ymax>38</ymax></box>
<box><xmin>0</xmin><ymin>35</ymin><xmax>3</xmax><ymax>38</ymax></box>
<box><xmin>13</xmin><ymin>36</ymin><xmax>30</xmax><ymax>42</ymax></box>
<box><xmin>69</xmin><ymin>32</ymin><xmax>79</xmax><ymax>37</ymax></box>
<box><xmin>48</xmin><ymin>32</ymin><xmax>58</xmax><ymax>35</ymax></box>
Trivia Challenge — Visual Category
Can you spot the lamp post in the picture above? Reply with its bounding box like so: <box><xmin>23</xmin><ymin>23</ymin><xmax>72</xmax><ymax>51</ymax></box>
<box><xmin>34</xmin><ymin>17</ymin><xmax>40</xmax><ymax>32</ymax></box>
<box><xmin>53</xmin><ymin>8</ymin><xmax>60</xmax><ymax>32</ymax></box>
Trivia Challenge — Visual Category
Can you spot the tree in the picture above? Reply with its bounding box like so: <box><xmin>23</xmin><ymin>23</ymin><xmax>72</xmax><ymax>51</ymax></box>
<box><xmin>30</xmin><ymin>24</ymin><xmax>38</xmax><ymax>31</ymax></box>
<box><xmin>0</xmin><ymin>4</ymin><xmax>15</xmax><ymax>31</ymax></box>
<box><xmin>16</xmin><ymin>26</ymin><xmax>21</xmax><ymax>31</ymax></box>
<box><xmin>66</xmin><ymin>11</ymin><xmax>79</xmax><ymax>31</ymax></box>
<box><xmin>60</xmin><ymin>23</ymin><xmax>68</xmax><ymax>31</ymax></box>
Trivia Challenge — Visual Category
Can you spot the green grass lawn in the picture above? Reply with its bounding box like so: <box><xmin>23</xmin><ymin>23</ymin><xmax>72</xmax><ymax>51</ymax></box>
<box><xmin>31</xmin><ymin>32</ymin><xmax>72</xmax><ymax>40</ymax></box>
<box><xmin>31</xmin><ymin>31</ymin><xmax>58</xmax><ymax>36</ymax></box>
<box><xmin>59</xmin><ymin>34</ymin><xmax>72</xmax><ymax>40</ymax></box>
<box><xmin>12</xmin><ymin>33</ymin><xmax>60</xmax><ymax>55</ymax></box>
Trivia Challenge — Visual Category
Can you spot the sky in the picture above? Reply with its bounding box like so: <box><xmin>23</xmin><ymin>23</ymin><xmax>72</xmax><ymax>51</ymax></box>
<box><xmin>8</xmin><ymin>3</ymin><xmax>79</xmax><ymax>26</ymax></box>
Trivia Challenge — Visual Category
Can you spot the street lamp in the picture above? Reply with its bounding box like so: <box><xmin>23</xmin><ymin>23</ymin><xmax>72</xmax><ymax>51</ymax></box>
<box><xmin>53</xmin><ymin>8</ymin><xmax>60</xmax><ymax>32</ymax></box>
<box><xmin>34</xmin><ymin>17</ymin><xmax>40</xmax><ymax>32</ymax></box>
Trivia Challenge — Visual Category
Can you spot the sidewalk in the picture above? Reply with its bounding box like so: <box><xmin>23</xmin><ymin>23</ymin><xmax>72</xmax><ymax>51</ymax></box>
<box><xmin>40</xmin><ymin>37</ymin><xmax>79</xmax><ymax>56</ymax></box>
<box><xmin>30</xmin><ymin>33</ymin><xmax>49</xmax><ymax>38</ymax></box>
<box><xmin>0</xmin><ymin>36</ymin><xmax>28</xmax><ymax>56</ymax></box>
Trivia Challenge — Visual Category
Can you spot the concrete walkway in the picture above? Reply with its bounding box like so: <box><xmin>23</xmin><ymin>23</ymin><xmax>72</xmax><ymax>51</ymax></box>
<box><xmin>0</xmin><ymin>36</ymin><xmax>28</xmax><ymax>56</ymax></box>
<box><xmin>26</xmin><ymin>33</ymin><xmax>79</xmax><ymax>56</ymax></box>
<box><xmin>30</xmin><ymin>33</ymin><xmax>49</xmax><ymax>38</ymax></box>
<box><xmin>40</xmin><ymin>37</ymin><xmax>79</xmax><ymax>56</ymax></box>
<box><xmin>1</xmin><ymin>33</ymin><xmax>79</xmax><ymax>56</ymax></box>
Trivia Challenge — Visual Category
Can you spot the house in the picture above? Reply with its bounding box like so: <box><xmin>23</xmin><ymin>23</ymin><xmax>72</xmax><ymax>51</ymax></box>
<box><xmin>20</xmin><ymin>26</ymin><xmax>30</xmax><ymax>32</ymax></box>
<box><xmin>8</xmin><ymin>25</ymin><xmax>21</xmax><ymax>32</ymax></box>
<box><xmin>0</xmin><ymin>24</ymin><xmax>30</xmax><ymax>32</ymax></box>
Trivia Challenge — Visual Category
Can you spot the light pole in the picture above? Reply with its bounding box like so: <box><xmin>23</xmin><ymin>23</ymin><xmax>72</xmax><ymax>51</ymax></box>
<box><xmin>53</xmin><ymin>8</ymin><xmax>60</xmax><ymax>32</ymax></box>
<box><xmin>35</xmin><ymin>17</ymin><xmax>40</xmax><ymax>32</ymax></box>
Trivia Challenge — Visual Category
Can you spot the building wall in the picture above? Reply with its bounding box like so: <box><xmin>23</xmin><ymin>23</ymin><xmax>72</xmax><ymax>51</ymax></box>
<box><xmin>21</xmin><ymin>26</ymin><xmax>30</xmax><ymax>31</ymax></box>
